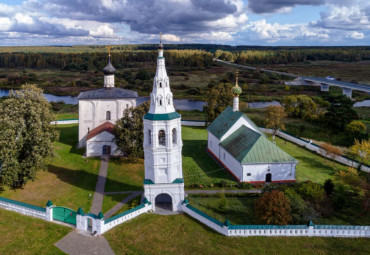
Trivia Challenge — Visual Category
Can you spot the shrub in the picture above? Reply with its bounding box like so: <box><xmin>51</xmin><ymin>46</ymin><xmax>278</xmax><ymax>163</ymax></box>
<box><xmin>297</xmin><ymin>182</ymin><xmax>325</xmax><ymax>204</ymax></box>
<box><xmin>324</xmin><ymin>179</ymin><xmax>335</xmax><ymax>196</ymax></box>
<box><xmin>284</xmin><ymin>188</ymin><xmax>312</xmax><ymax>224</ymax></box>
<box><xmin>254</xmin><ymin>190</ymin><xmax>292</xmax><ymax>225</ymax></box>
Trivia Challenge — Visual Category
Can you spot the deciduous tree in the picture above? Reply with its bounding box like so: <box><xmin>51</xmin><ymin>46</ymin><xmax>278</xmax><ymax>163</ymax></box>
<box><xmin>0</xmin><ymin>84</ymin><xmax>58</xmax><ymax>188</ymax></box>
<box><xmin>350</xmin><ymin>139</ymin><xmax>370</xmax><ymax>165</ymax></box>
<box><xmin>282</xmin><ymin>95</ymin><xmax>319</xmax><ymax>121</ymax></box>
<box><xmin>204</xmin><ymin>83</ymin><xmax>234</xmax><ymax>123</ymax></box>
<box><xmin>113</xmin><ymin>102</ymin><xmax>150</xmax><ymax>159</ymax></box>
<box><xmin>254</xmin><ymin>190</ymin><xmax>292</xmax><ymax>225</ymax></box>
<box><xmin>265</xmin><ymin>106</ymin><xmax>287</xmax><ymax>135</ymax></box>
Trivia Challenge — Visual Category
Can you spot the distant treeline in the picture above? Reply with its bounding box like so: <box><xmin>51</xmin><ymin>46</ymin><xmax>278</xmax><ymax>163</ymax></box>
<box><xmin>215</xmin><ymin>48</ymin><xmax>370</xmax><ymax>65</ymax></box>
<box><xmin>0</xmin><ymin>45</ymin><xmax>369</xmax><ymax>69</ymax></box>
<box><xmin>0</xmin><ymin>50</ymin><xmax>214</xmax><ymax>70</ymax></box>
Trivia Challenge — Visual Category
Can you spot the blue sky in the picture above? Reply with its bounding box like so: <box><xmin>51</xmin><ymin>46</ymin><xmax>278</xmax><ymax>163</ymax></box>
<box><xmin>0</xmin><ymin>0</ymin><xmax>368</xmax><ymax>46</ymax></box>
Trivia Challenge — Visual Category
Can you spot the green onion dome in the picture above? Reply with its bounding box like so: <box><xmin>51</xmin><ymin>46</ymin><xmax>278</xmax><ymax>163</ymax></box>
<box><xmin>232</xmin><ymin>84</ymin><xmax>242</xmax><ymax>96</ymax></box>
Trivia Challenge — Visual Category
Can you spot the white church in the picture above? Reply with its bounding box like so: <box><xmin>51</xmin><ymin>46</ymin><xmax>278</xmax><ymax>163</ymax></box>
<box><xmin>77</xmin><ymin>53</ymin><xmax>138</xmax><ymax>157</ymax></box>
<box><xmin>207</xmin><ymin>75</ymin><xmax>298</xmax><ymax>183</ymax></box>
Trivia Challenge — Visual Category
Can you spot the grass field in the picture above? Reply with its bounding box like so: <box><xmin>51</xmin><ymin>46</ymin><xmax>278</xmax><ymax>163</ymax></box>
<box><xmin>104</xmin><ymin>213</ymin><xmax>370</xmax><ymax>255</ymax></box>
<box><xmin>0</xmin><ymin>124</ymin><xmax>100</xmax><ymax>212</ymax></box>
<box><xmin>0</xmin><ymin>208</ymin><xmax>70</xmax><ymax>255</ymax></box>
<box><xmin>102</xmin><ymin>193</ymin><xmax>131</xmax><ymax>214</ymax></box>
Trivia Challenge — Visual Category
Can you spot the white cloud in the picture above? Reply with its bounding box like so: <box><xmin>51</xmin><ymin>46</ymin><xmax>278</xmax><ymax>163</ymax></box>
<box><xmin>90</xmin><ymin>25</ymin><xmax>115</xmax><ymax>37</ymax></box>
<box><xmin>345</xmin><ymin>31</ymin><xmax>365</xmax><ymax>39</ymax></box>
<box><xmin>0</xmin><ymin>18</ymin><xmax>12</xmax><ymax>31</ymax></box>
<box><xmin>162</xmin><ymin>34</ymin><xmax>181</xmax><ymax>42</ymax></box>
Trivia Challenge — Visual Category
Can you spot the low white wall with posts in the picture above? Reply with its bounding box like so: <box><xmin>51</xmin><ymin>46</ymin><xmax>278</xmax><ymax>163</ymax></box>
<box><xmin>101</xmin><ymin>202</ymin><xmax>153</xmax><ymax>234</ymax></box>
<box><xmin>259</xmin><ymin>128</ymin><xmax>370</xmax><ymax>173</ymax></box>
<box><xmin>182</xmin><ymin>201</ymin><xmax>370</xmax><ymax>238</ymax></box>
<box><xmin>51</xmin><ymin>119</ymin><xmax>79</xmax><ymax>125</ymax></box>
<box><xmin>0</xmin><ymin>196</ymin><xmax>47</xmax><ymax>220</ymax></box>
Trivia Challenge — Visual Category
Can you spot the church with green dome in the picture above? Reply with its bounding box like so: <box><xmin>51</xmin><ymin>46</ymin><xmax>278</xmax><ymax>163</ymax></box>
<box><xmin>207</xmin><ymin>75</ymin><xmax>298</xmax><ymax>183</ymax></box>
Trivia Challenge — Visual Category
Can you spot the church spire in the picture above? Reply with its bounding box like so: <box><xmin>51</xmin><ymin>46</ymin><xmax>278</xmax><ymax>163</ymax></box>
<box><xmin>148</xmin><ymin>33</ymin><xmax>175</xmax><ymax>114</ymax></box>
<box><xmin>232</xmin><ymin>70</ymin><xmax>242</xmax><ymax>111</ymax></box>
<box><xmin>103</xmin><ymin>46</ymin><xmax>116</xmax><ymax>88</ymax></box>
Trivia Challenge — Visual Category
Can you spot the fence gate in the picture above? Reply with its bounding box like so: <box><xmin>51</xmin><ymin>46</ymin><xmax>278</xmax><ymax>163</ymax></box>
<box><xmin>53</xmin><ymin>207</ymin><xmax>77</xmax><ymax>225</ymax></box>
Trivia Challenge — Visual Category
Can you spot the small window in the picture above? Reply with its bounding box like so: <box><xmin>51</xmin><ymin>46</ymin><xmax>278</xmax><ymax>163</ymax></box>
<box><xmin>172</xmin><ymin>128</ymin><xmax>177</xmax><ymax>144</ymax></box>
<box><xmin>148</xmin><ymin>130</ymin><xmax>152</xmax><ymax>145</ymax></box>
<box><xmin>168</xmin><ymin>98</ymin><xmax>171</xmax><ymax>105</ymax></box>
<box><xmin>247</xmin><ymin>173</ymin><xmax>251</xmax><ymax>176</ymax></box>
<box><xmin>159</xmin><ymin>82</ymin><xmax>162</xmax><ymax>88</ymax></box>
<box><xmin>88</xmin><ymin>127</ymin><xmax>90</xmax><ymax>133</ymax></box>
<box><xmin>106</xmin><ymin>111</ymin><xmax>111</xmax><ymax>120</ymax></box>
<box><xmin>158</xmin><ymin>130</ymin><xmax>166</xmax><ymax>146</ymax></box>
<box><xmin>223</xmin><ymin>152</ymin><xmax>226</xmax><ymax>160</ymax></box>
<box><xmin>126</xmin><ymin>104</ymin><xmax>129</xmax><ymax>109</ymax></box>
<box><xmin>159</xmin><ymin>100</ymin><xmax>162</xmax><ymax>106</ymax></box>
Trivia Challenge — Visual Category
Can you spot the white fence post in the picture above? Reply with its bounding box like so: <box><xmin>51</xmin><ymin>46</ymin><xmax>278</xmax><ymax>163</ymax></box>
<box><xmin>45</xmin><ymin>200</ymin><xmax>53</xmax><ymax>222</ymax></box>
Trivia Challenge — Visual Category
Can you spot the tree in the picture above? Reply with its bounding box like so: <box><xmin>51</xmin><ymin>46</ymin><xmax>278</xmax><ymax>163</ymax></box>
<box><xmin>350</xmin><ymin>139</ymin><xmax>370</xmax><ymax>165</ymax></box>
<box><xmin>284</xmin><ymin>188</ymin><xmax>312</xmax><ymax>224</ymax></box>
<box><xmin>320</xmin><ymin>143</ymin><xmax>342</xmax><ymax>164</ymax></box>
<box><xmin>254</xmin><ymin>190</ymin><xmax>292</xmax><ymax>225</ymax></box>
<box><xmin>113</xmin><ymin>101</ymin><xmax>150</xmax><ymax>159</ymax></box>
<box><xmin>0</xmin><ymin>84</ymin><xmax>58</xmax><ymax>188</ymax></box>
<box><xmin>325</xmin><ymin>95</ymin><xmax>358</xmax><ymax>130</ymax></box>
<box><xmin>297</xmin><ymin>182</ymin><xmax>325</xmax><ymax>204</ymax></box>
<box><xmin>323</xmin><ymin>179</ymin><xmax>335</xmax><ymax>196</ymax></box>
<box><xmin>204</xmin><ymin>83</ymin><xmax>234</xmax><ymax>123</ymax></box>
<box><xmin>336</xmin><ymin>167</ymin><xmax>366</xmax><ymax>195</ymax></box>
<box><xmin>282</xmin><ymin>95</ymin><xmax>318</xmax><ymax>121</ymax></box>
<box><xmin>344</xmin><ymin>121</ymin><xmax>368</xmax><ymax>145</ymax></box>
<box><xmin>265</xmin><ymin>106</ymin><xmax>287</xmax><ymax>135</ymax></box>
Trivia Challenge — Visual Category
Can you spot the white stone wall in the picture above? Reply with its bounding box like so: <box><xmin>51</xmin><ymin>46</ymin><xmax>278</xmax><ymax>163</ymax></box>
<box><xmin>101</xmin><ymin>203</ymin><xmax>153</xmax><ymax>234</ymax></box>
<box><xmin>219</xmin><ymin>146</ymin><xmax>243</xmax><ymax>180</ymax></box>
<box><xmin>144</xmin><ymin>183</ymin><xmax>185</xmax><ymax>212</ymax></box>
<box><xmin>181</xmin><ymin>120</ymin><xmax>206</xmax><ymax>126</ymax></box>
<box><xmin>242</xmin><ymin>163</ymin><xmax>296</xmax><ymax>182</ymax></box>
<box><xmin>0</xmin><ymin>197</ymin><xmax>47</xmax><ymax>220</ymax></box>
<box><xmin>86</xmin><ymin>131</ymin><xmax>120</xmax><ymax>157</ymax></box>
<box><xmin>207</xmin><ymin>132</ymin><xmax>220</xmax><ymax>159</ymax></box>
<box><xmin>78</xmin><ymin>98</ymin><xmax>136</xmax><ymax>148</ymax></box>
<box><xmin>51</xmin><ymin>119</ymin><xmax>78</xmax><ymax>125</ymax></box>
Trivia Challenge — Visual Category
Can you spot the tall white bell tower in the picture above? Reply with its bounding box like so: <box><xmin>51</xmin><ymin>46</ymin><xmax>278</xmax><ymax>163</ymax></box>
<box><xmin>143</xmin><ymin>34</ymin><xmax>185</xmax><ymax>212</ymax></box>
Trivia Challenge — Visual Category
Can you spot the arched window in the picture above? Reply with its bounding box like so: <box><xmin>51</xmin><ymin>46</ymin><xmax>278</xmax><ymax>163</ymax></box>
<box><xmin>168</xmin><ymin>98</ymin><xmax>171</xmax><ymax>105</ymax></box>
<box><xmin>106</xmin><ymin>111</ymin><xmax>111</xmax><ymax>120</ymax></box>
<box><xmin>172</xmin><ymin>128</ymin><xmax>177</xmax><ymax>144</ymax></box>
<box><xmin>148</xmin><ymin>130</ymin><xmax>152</xmax><ymax>145</ymax></box>
<box><xmin>158</xmin><ymin>130</ymin><xmax>166</xmax><ymax>146</ymax></box>
<box><xmin>159</xmin><ymin>99</ymin><xmax>162</xmax><ymax>106</ymax></box>
<box><xmin>159</xmin><ymin>82</ymin><xmax>162</xmax><ymax>88</ymax></box>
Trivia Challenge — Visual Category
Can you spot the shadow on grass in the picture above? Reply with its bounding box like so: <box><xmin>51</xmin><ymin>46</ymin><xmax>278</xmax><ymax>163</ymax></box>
<box><xmin>47</xmin><ymin>165</ymin><xmax>142</xmax><ymax>205</ymax></box>
<box><xmin>294</xmin><ymin>155</ymin><xmax>337</xmax><ymax>176</ymax></box>
<box><xmin>182</xmin><ymin>139</ymin><xmax>236</xmax><ymax>183</ymax></box>
<box><xmin>56</xmin><ymin>125</ymin><xmax>86</xmax><ymax>155</ymax></box>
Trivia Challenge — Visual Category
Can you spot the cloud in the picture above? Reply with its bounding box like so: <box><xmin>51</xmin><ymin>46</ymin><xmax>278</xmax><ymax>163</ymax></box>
<box><xmin>248</xmin><ymin>0</ymin><xmax>325</xmax><ymax>14</ymax></box>
<box><xmin>345</xmin><ymin>31</ymin><xmax>365</xmax><ymax>39</ymax></box>
<box><xmin>312</xmin><ymin>4</ymin><xmax>370</xmax><ymax>30</ymax></box>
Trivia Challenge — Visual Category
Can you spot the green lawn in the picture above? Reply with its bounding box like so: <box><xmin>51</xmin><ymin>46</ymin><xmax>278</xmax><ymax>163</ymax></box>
<box><xmin>182</xmin><ymin>126</ymin><xmax>236</xmax><ymax>186</ymax></box>
<box><xmin>270</xmin><ymin>136</ymin><xmax>347</xmax><ymax>184</ymax></box>
<box><xmin>1</xmin><ymin>124</ymin><xmax>100</xmax><ymax>212</ymax></box>
<box><xmin>102</xmin><ymin>193</ymin><xmax>131</xmax><ymax>213</ymax></box>
<box><xmin>104</xmin><ymin>213</ymin><xmax>370</xmax><ymax>255</ymax></box>
<box><xmin>0</xmin><ymin>208</ymin><xmax>70</xmax><ymax>255</ymax></box>
<box><xmin>109</xmin><ymin>194</ymin><xmax>142</xmax><ymax>217</ymax></box>
<box><xmin>54</xmin><ymin>113</ymin><xmax>78</xmax><ymax>120</ymax></box>
<box><xmin>105</xmin><ymin>158</ymin><xmax>144</xmax><ymax>192</ymax></box>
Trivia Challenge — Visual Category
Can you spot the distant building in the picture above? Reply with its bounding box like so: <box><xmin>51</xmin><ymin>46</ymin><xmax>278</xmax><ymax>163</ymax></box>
<box><xmin>143</xmin><ymin>37</ymin><xmax>185</xmax><ymax>212</ymax></box>
<box><xmin>77</xmin><ymin>54</ymin><xmax>138</xmax><ymax>157</ymax></box>
<box><xmin>207</xmin><ymin>74</ymin><xmax>298</xmax><ymax>183</ymax></box>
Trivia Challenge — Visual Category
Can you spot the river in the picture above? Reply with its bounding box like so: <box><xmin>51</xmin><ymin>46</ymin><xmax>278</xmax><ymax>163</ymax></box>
<box><xmin>0</xmin><ymin>89</ymin><xmax>369</xmax><ymax>109</ymax></box>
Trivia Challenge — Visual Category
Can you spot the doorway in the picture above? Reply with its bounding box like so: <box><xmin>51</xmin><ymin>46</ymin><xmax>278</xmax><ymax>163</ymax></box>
<box><xmin>155</xmin><ymin>193</ymin><xmax>173</xmax><ymax>212</ymax></box>
<box><xmin>266</xmin><ymin>173</ymin><xmax>272</xmax><ymax>183</ymax></box>
<box><xmin>102</xmin><ymin>145</ymin><xmax>111</xmax><ymax>155</ymax></box>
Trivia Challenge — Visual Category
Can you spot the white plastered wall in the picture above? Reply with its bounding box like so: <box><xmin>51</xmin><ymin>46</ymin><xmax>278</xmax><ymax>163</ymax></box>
<box><xmin>86</xmin><ymin>131</ymin><xmax>119</xmax><ymax>157</ymax></box>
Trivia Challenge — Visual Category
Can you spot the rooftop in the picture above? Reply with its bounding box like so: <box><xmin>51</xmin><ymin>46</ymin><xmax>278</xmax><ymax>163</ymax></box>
<box><xmin>87</xmin><ymin>121</ymin><xmax>115</xmax><ymax>141</ymax></box>
<box><xmin>77</xmin><ymin>87</ymin><xmax>138</xmax><ymax>100</ymax></box>
<box><xmin>220</xmin><ymin>125</ymin><xmax>297</xmax><ymax>164</ymax></box>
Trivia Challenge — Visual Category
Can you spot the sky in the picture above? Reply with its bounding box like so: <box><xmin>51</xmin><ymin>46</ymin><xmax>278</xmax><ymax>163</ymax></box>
<box><xmin>0</xmin><ymin>0</ymin><xmax>369</xmax><ymax>46</ymax></box>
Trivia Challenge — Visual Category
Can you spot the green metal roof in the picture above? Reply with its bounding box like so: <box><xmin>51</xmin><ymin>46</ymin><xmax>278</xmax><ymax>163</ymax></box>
<box><xmin>172</xmin><ymin>178</ymin><xmax>184</xmax><ymax>184</ymax></box>
<box><xmin>144</xmin><ymin>179</ymin><xmax>154</xmax><ymax>184</ymax></box>
<box><xmin>207</xmin><ymin>106</ymin><xmax>261</xmax><ymax>140</ymax></box>
<box><xmin>144</xmin><ymin>112</ymin><xmax>180</xmax><ymax>121</ymax></box>
<box><xmin>220</xmin><ymin>125</ymin><xmax>297</xmax><ymax>164</ymax></box>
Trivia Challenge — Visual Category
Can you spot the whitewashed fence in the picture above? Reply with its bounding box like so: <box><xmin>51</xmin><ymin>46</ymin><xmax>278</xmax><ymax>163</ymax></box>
<box><xmin>52</xmin><ymin>119</ymin><xmax>207</xmax><ymax>126</ymax></box>
<box><xmin>260</xmin><ymin>128</ymin><xmax>370</xmax><ymax>173</ymax></box>
<box><xmin>0</xmin><ymin>196</ymin><xmax>49</xmax><ymax>220</ymax></box>
<box><xmin>51</xmin><ymin>119</ymin><xmax>78</xmax><ymax>125</ymax></box>
<box><xmin>100</xmin><ymin>202</ymin><xmax>152</xmax><ymax>234</ymax></box>
<box><xmin>182</xmin><ymin>201</ymin><xmax>370</xmax><ymax>238</ymax></box>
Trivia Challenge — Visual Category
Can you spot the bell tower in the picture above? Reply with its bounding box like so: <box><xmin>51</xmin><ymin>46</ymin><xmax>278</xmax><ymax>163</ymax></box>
<box><xmin>143</xmin><ymin>33</ymin><xmax>185</xmax><ymax>212</ymax></box>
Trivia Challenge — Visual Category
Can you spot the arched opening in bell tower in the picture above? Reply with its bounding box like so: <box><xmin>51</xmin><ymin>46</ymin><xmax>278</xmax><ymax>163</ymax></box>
<box><xmin>155</xmin><ymin>193</ymin><xmax>173</xmax><ymax>212</ymax></box>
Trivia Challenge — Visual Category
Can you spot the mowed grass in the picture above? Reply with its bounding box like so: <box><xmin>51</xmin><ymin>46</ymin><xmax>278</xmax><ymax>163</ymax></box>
<box><xmin>102</xmin><ymin>193</ymin><xmax>131</xmax><ymax>213</ymax></box>
<box><xmin>0</xmin><ymin>208</ymin><xmax>70</xmax><ymax>255</ymax></box>
<box><xmin>54</xmin><ymin>113</ymin><xmax>78</xmax><ymax>120</ymax></box>
<box><xmin>182</xmin><ymin>126</ymin><xmax>236</xmax><ymax>186</ymax></box>
<box><xmin>1</xmin><ymin>124</ymin><xmax>100</xmax><ymax>212</ymax></box>
<box><xmin>105</xmin><ymin>158</ymin><xmax>145</xmax><ymax>192</ymax></box>
<box><xmin>269</xmin><ymin>136</ymin><xmax>348</xmax><ymax>184</ymax></box>
<box><xmin>104</xmin><ymin>213</ymin><xmax>370</xmax><ymax>255</ymax></box>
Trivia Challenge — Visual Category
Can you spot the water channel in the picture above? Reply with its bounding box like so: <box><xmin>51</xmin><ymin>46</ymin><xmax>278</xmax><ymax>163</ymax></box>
<box><xmin>0</xmin><ymin>89</ymin><xmax>369</xmax><ymax>110</ymax></box>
